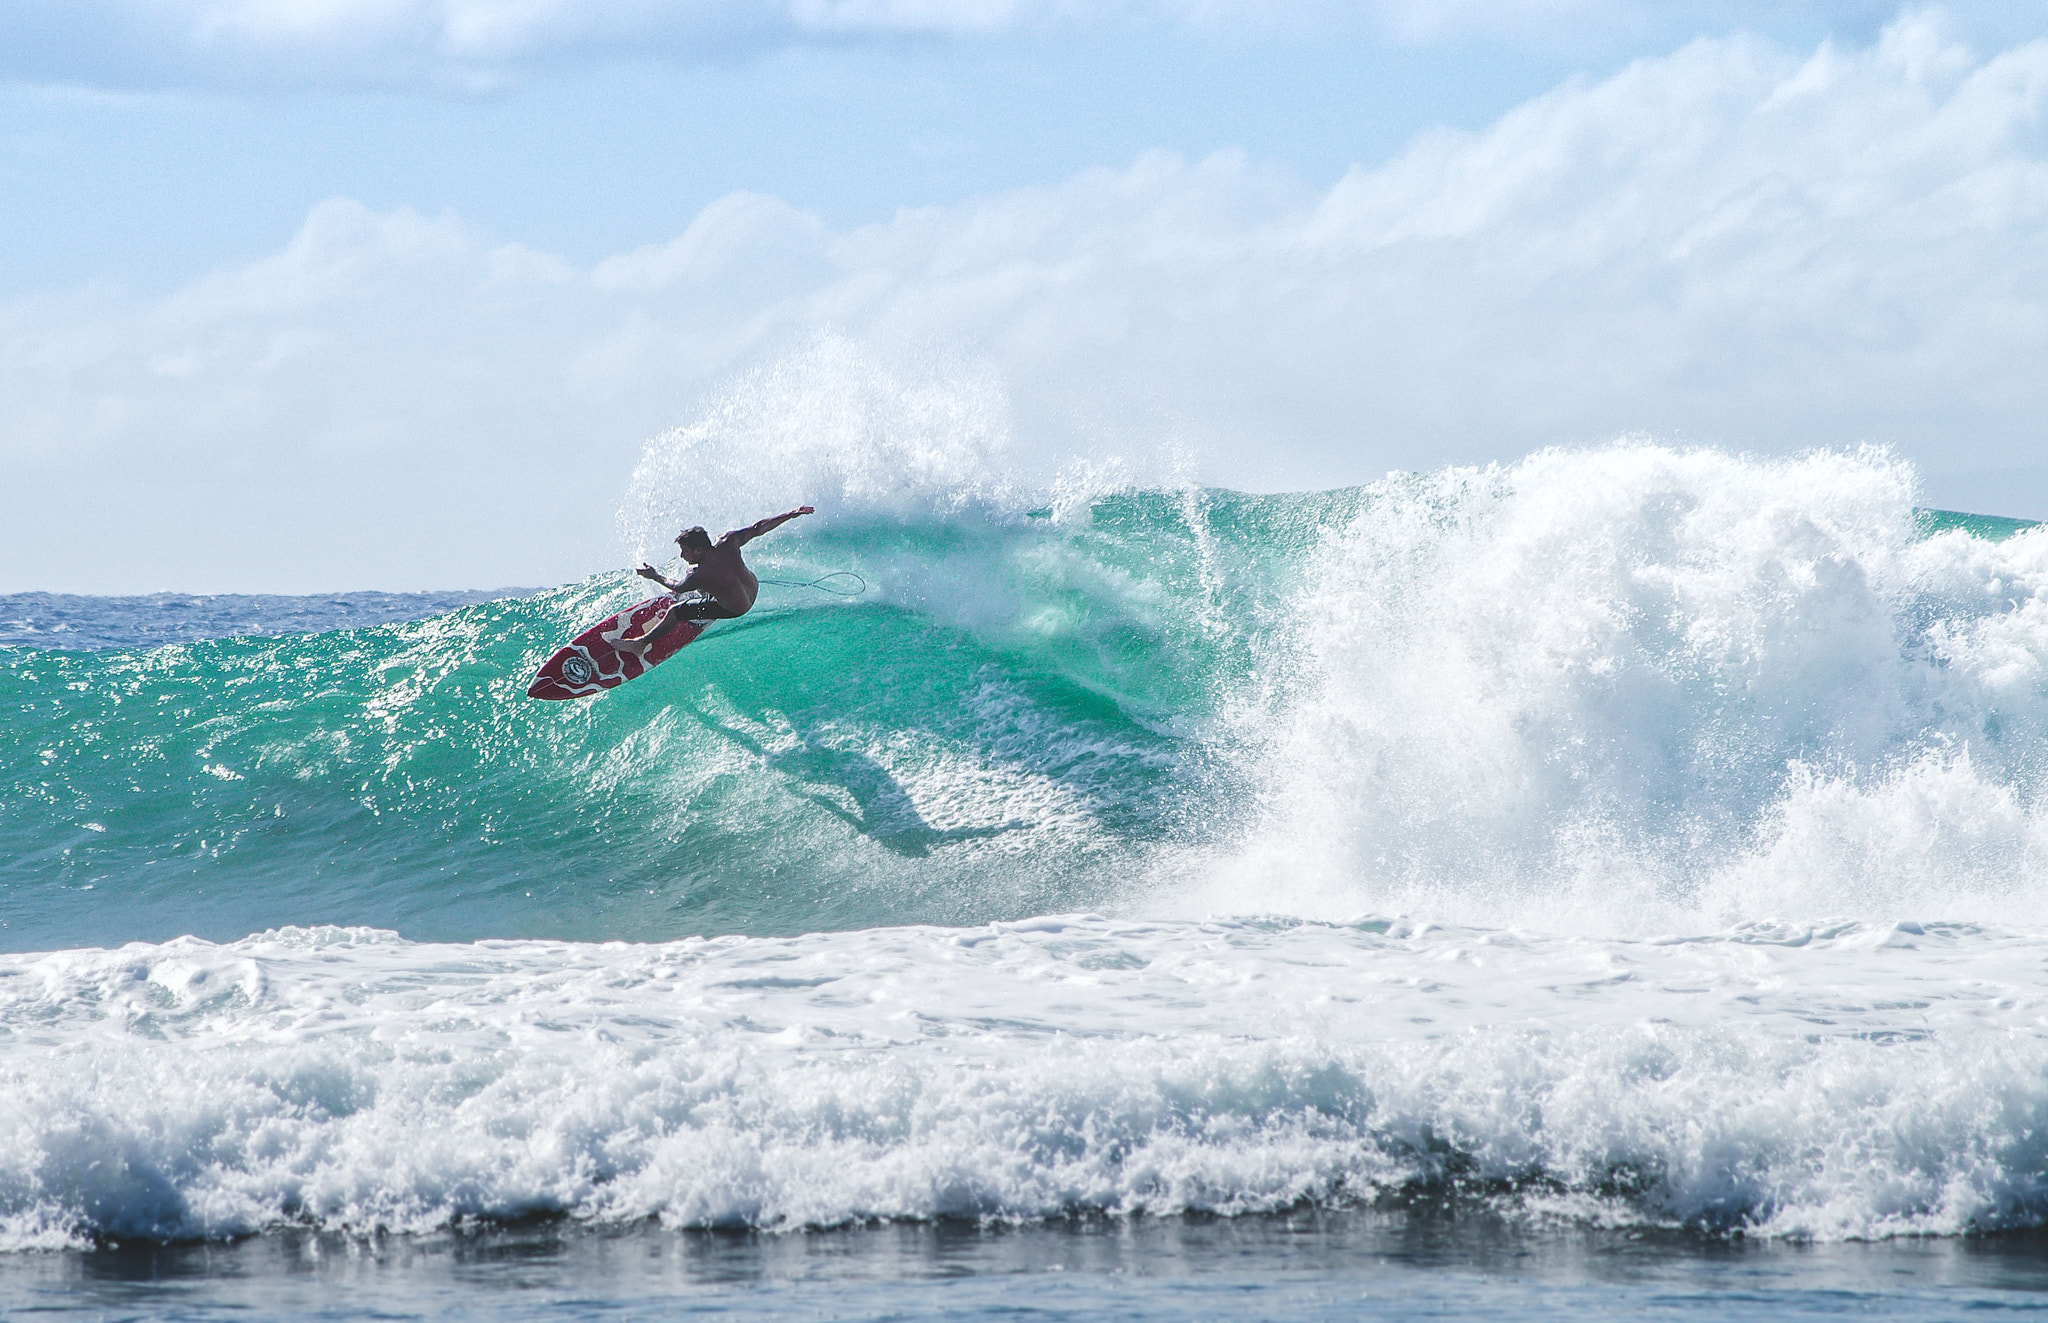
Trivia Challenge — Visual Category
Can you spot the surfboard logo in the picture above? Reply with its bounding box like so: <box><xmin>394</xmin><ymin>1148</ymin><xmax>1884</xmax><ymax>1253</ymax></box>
<box><xmin>560</xmin><ymin>653</ymin><xmax>596</xmax><ymax>686</ymax></box>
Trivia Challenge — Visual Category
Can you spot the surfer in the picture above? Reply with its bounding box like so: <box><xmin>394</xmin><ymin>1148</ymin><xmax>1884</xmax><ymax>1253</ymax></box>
<box><xmin>625</xmin><ymin>506</ymin><xmax>815</xmax><ymax>644</ymax></box>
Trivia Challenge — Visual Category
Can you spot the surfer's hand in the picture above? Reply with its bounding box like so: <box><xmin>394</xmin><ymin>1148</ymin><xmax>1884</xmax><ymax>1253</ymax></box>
<box><xmin>794</xmin><ymin>506</ymin><xmax>814</xmax><ymax>516</ymax></box>
<box><xmin>635</xmin><ymin>563</ymin><xmax>662</xmax><ymax>581</ymax></box>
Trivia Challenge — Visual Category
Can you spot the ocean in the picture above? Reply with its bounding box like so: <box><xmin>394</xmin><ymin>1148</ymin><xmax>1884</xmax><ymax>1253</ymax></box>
<box><xmin>7</xmin><ymin>442</ymin><xmax>2048</xmax><ymax>1319</ymax></box>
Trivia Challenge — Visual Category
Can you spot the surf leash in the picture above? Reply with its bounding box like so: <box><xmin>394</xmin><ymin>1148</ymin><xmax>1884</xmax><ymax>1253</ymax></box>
<box><xmin>758</xmin><ymin>572</ymin><xmax>868</xmax><ymax>597</ymax></box>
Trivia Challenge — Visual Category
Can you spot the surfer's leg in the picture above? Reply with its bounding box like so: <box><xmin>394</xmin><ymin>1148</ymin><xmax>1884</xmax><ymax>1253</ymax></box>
<box><xmin>619</xmin><ymin>605</ymin><xmax>682</xmax><ymax>646</ymax></box>
<box><xmin>621</xmin><ymin>599</ymin><xmax>735</xmax><ymax>645</ymax></box>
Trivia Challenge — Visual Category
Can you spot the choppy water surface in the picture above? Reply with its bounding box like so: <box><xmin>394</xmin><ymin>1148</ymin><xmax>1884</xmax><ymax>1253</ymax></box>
<box><xmin>0</xmin><ymin>589</ymin><xmax>537</xmax><ymax>651</ymax></box>
<box><xmin>7</xmin><ymin>437</ymin><xmax>2048</xmax><ymax>1318</ymax></box>
<box><xmin>16</xmin><ymin>1214</ymin><xmax>2048</xmax><ymax>1321</ymax></box>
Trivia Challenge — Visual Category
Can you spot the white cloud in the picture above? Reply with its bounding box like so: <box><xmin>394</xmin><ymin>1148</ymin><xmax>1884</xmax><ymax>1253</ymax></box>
<box><xmin>3</xmin><ymin>14</ymin><xmax>2046</xmax><ymax>590</ymax></box>
<box><xmin>0</xmin><ymin>0</ymin><xmax>1224</xmax><ymax>91</ymax></box>
<box><xmin>13</xmin><ymin>0</ymin><xmax>2039</xmax><ymax>93</ymax></box>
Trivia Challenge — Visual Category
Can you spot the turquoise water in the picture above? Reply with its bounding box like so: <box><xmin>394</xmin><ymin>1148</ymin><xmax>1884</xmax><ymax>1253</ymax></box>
<box><xmin>8</xmin><ymin>446</ymin><xmax>2048</xmax><ymax>1318</ymax></box>
<box><xmin>3</xmin><ymin>489</ymin><xmax>1304</xmax><ymax>949</ymax></box>
<box><xmin>19</xmin><ymin>483</ymin><xmax>2020</xmax><ymax>953</ymax></box>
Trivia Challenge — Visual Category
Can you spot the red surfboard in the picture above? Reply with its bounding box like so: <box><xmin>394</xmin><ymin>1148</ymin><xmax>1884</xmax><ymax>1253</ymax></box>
<box><xmin>526</xmin><ymin>595</ymin><xmax>706</xmax><ymax>700</ymax></box>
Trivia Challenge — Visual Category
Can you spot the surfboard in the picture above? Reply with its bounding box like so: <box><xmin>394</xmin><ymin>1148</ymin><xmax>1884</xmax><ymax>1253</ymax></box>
<box><xmin>526</xmin><ymin>595</ymin><xmax>706</xmax><ymax>700</ymax></box>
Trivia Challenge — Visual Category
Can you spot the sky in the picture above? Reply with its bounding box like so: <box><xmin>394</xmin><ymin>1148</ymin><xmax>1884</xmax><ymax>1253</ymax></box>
<box><xmin>4</xmin><ymin>1</ymin><xmax>2046</xmax><ymax>593</ymax></box>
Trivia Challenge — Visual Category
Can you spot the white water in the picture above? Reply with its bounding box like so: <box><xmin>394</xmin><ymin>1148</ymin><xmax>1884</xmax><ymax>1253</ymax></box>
<box><xmin>1192</xmin><ymin>445</ymin><xmax>2048</xmax><ymax>931</ymax></box>
<box><xmin>7</xmin><ymin>915</ymin><xmax>2048</xmax><ymax>1251</ymax></box>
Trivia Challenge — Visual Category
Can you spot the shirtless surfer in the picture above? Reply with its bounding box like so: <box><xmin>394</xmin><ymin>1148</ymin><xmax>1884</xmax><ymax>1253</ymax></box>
<box><xmin>625</xmin><ymin>506</ymin><xmax>815</xmax><ymax>645</ymax></box>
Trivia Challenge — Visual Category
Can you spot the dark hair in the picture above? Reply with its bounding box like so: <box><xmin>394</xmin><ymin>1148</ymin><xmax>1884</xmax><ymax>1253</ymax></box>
<box><xmin>677</xmin><ymin>526</ymin><xmax>713</xmax><ymax>550</ymax></box>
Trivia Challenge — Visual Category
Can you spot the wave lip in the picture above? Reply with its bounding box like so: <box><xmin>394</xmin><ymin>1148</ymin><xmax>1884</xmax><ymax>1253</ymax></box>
<box><xmin>6</xmin><ymin>917</ymin><xmax>2048</xmax><ymax>1249</ymax></box>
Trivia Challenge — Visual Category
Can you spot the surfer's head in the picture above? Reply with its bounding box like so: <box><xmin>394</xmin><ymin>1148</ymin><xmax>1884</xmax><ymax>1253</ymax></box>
<box><xmin>675</xmin><ymin>526</ymin><xmax>713</xmax><ymax>562</ymax></box>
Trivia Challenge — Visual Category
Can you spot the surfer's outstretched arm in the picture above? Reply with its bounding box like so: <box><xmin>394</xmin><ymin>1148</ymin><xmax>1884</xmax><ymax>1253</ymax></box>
<box><xmin>725</xmin><ymin>506</ymin><xmax>815</xmax><ymax>546</ymax></box>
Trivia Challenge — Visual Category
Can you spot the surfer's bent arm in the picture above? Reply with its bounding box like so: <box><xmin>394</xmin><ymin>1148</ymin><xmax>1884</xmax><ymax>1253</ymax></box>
<box><xmin>634</xmin><ymin>563</ymin><xmax>700</xmax><ymax>594</ymax></box>
<box><xmin>725</xmin><ymin>506</ymin><xmax>815</xmax><ymax>546</ymax></box>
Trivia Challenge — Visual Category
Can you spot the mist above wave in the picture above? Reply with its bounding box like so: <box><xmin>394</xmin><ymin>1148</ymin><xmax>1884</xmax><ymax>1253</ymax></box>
<box><xmin>618</xmin><ymin>339</ymin><xmax>1018</xmax><ymax>563</ymax></box>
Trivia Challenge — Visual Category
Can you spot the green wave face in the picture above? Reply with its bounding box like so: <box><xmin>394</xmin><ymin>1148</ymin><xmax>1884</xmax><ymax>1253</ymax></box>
<box><xmin>1</xmin><ymin>492</ymin><xmax>1326</xmax><ymax>950</ymax></box>
<box><xmin>7</xmin><ymin>458</ymin><xmax>2041</xmax><ymax>953</ymax></box>
<box><xmin>1914</xmin><ymin>508</ymin><xmax>2041</xmax><ymax>541</ymax></box>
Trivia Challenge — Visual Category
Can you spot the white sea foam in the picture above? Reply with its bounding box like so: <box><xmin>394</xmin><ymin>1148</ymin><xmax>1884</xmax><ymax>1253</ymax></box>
<box><xmin>1187</xmin><ymin>444</ymin><xmax>2048</xmax><ymax>931</ymax></box>
<box><xmin>6</xmin><ymin>917</ymin><xmax>2048</xmax><ymax>1250</ymax></box>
